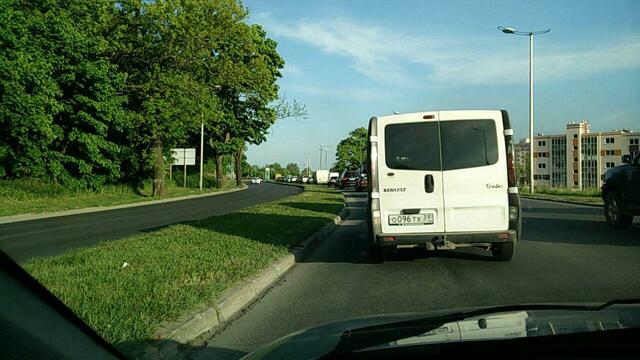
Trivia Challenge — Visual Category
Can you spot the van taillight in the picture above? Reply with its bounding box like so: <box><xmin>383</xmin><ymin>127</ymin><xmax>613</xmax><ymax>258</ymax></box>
<box><xmin>505</xmin><ymin>134</ymin><xmax>516</xmax><ymax>187</ymax></box>
<box><xmin>507</xmin><ymin>153</ymin><xmax>516</xmax><ymax>186</ymax></box>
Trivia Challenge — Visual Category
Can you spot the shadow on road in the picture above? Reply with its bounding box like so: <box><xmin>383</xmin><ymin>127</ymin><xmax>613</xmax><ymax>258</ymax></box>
<box><xmin>523</xmin><ymin>206</ymin><xmax>603</xmax><ymax>215</ymax></box>
<box><xmin>522</xmin><ymin>217</ymin><xmax>640</xmax><ymax>246</ymax></box>
<box><xmin>190</xmin><ymin>344</ymin><xmax>246</xmax><ymax>360</ymax></box>
<box><xmin>115</xmin><ymin>339</ymin><xmax>247</xmax><ymax>360</ymax></box>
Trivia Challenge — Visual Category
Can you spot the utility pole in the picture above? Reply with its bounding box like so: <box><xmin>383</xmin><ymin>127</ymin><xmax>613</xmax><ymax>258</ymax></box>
<box><xmin>319</xmin><ymin>144</ymin><xmax>329</xmax><ymax>170</ymax></box>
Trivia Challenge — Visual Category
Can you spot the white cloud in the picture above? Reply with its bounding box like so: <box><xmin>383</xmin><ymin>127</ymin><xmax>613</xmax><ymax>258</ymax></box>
<box><xmin>264</xmin><ymin>16</ymin><xmax>640</xmax><ymax>86</ymax></box>
<box><xmin>283</xmin><ymin>63</ymin><xmax>303</xmax><ymax>76</ymax></box>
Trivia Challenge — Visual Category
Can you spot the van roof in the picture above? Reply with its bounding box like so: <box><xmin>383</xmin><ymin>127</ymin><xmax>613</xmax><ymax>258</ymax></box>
<box><xmin>375</xmin><ymin>109</ymin><xmax>503</xmax><ymax>120</ymax></box>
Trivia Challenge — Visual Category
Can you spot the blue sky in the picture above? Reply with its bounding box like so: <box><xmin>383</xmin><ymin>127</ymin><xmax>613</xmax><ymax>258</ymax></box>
<box><xmin>244</xmin><ymin>0</ymin><xmax>640</xmax><ymax>169</ymax></box>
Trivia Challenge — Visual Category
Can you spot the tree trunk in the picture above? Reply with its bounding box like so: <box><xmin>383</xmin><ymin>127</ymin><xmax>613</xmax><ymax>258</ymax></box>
<box><xmin>216</xmin><ymin>154</ymin><xmax>224</xmax><ymax>189</ymax></box>
<box><xmin>235</xmin><ymin>148</ymin><xmax>243</xmax><ymax>187</ymax></box>
<box><xmin>152</xmin><ymin>139</ymin><xmax>165</xmax><ymax>197</ymax></box>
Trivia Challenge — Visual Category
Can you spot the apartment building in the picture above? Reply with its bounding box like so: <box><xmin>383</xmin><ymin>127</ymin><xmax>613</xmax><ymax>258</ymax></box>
<box><xmin>514</xmin><ymin>138</ymin><xmax>530</xmax><ymax>185</ymax></box>
<box><xmin>520</xmin><ymin>120</ymin><xmax>639</xmax><ymax>189</ymax></box>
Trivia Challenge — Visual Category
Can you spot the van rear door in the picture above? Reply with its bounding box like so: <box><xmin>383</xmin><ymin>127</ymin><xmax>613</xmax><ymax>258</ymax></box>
<box><xmin>439</xmin><ymin>110</ymin><xmax>509</xmax><ymax>232</ymax></box>
<box><xmin>378</xmin><ymin>112</ymin><xmax>445</xmax><ymax>234</ymax></box>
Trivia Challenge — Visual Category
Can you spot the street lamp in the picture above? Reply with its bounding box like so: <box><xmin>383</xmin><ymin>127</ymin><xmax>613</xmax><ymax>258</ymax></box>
<box><xmin>498</xmin><ymin>25</ymin><xmax>550</xmax><ymax>194</ymax></box>
<box><xmin>199</xmin><ymin>113</ymin><xmax>204</xmax><ymax>190</ymax></box>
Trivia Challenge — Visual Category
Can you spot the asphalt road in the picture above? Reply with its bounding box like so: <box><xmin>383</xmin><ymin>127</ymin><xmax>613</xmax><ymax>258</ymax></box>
<box><xmin>195</xmin><ymin>191</ymin><xmax>640</xmax><ymax>360</ymax></box>
<box><xmin>0</xmin><ymin>183</ymin><xmax>301</xmax><ymax>262</ymax></box>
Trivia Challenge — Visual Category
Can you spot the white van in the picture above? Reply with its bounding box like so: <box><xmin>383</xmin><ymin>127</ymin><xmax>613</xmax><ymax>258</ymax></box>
<box><xmin>315</xmin><ymin>170</ymin><xmax>329</xmax><ymax>184</ymax></box>
<box><xmin>366</xmin><ymin>110</ymin><xmax>521</xmax><ymax>261</ymax></box>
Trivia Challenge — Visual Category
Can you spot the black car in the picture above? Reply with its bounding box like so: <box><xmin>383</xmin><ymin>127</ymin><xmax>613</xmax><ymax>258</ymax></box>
<box><xmin>602</xmin><ymin>152</ymin><xmax>640</xmax><ymax>228</ymax></box>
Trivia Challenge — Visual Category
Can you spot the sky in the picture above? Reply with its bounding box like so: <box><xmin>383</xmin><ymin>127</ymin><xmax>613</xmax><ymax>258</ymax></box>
<box><xmin>244</xmin><ymin>0</ymin><xmax>640</xmax><ymax>170</ymax></box>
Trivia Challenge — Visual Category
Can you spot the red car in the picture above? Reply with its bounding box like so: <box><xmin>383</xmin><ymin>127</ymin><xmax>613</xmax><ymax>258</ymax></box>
<box><xmin>338</xmin><ymin>170</ymin><xmax>358</xmax><ymax>189</ymax></box>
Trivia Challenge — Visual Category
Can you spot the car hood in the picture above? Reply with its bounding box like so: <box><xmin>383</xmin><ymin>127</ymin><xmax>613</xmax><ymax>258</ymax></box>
<box><xmin>242</xmin><ymin>302</ymin><xmax>640</xmax><ymax>360</ymax></box>
<box><xmin>605</xmin><ymin>164</ymin><xmax>630</xmax><ymax>179</ymax></box>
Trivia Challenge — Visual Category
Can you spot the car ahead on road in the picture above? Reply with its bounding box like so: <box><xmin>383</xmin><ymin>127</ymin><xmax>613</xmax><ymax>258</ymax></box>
<box><xmin>338</xmin><ymin>170</ymin><xmax>358</xmax><ymax>189</ymax></box>
<box><xmin>355</xmin><ymin>174</ymin><xmax>368</xmax><ymax>192</ymax></box>
<box><xmin>243</xmin><ymin>301</ymin><xmax>640</xmax><ymax>359</ymax></box>
<box><xmin>366</xmin><ymin>110</ymin><xmax>521</xmax><ymax>261</ymax></box>
<box><xmin>328</xmin><ymin>172</ymin><xmax>340</xmax><ymax>187</ymax></box>
<box><xmin>250</xmin><ymin>177</ymin><xmax>263</xmax><ymax>184</ymax></box>
<box><xmin>602</xmin><ymin>152</ymin><xmax>640</xmax><ymax>228</ymax></box>
<box><xmin>315</xmin><ymin>170</ymin><xmax>329</xmax><ymax>184</ymax></box>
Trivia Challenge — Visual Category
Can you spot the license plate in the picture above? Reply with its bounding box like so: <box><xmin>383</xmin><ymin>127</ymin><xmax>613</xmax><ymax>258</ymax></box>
<box><xmin>388</xmin><ymin>213</ymin><xmax>434</xmax><ymax>226</ymax></box>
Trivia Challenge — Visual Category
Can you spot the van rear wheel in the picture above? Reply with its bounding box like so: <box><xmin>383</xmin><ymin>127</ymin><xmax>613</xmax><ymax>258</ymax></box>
<box><xmin>491</xmin><ymin>242</ymin><xmax>515</xmax><ymax>262</ymax></box>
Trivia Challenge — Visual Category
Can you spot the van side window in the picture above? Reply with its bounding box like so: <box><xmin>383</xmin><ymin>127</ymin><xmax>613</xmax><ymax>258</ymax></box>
<box><xmin>440</xmin><ymin>119</ymin><xmax>498</xmax><ymax>170</ymax></box>
<box><xmin>384</xmin><ymin>122</ymin><xmax>440</xmax><ymax>171</ymax></box>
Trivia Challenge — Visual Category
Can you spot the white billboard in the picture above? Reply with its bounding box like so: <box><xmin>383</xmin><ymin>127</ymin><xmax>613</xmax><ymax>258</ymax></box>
<box><xmin>171</xmin><ymin>148</ymin><xmax>196</xmax><ymax>166</ymax></box>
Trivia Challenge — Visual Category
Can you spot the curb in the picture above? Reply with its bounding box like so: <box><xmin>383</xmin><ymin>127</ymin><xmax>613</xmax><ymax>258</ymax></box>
<box><xmin>265</xmin><ymin>180</ymin><xmax>305</xmax><ymax>190</ymax></box>
<box><xmin>521</xmin><ymin>195</ymin><xmax>603</xmax><ymax>208</ymax></box>
<box><xmin>0</xmin><ymin>184</ymin><xmax>248</xmax><ymax>224</ymax></box>
<box><xmin>144</xmin><ymin>204</ymin><xmax>350</xmax><ymax>359</ymax></box>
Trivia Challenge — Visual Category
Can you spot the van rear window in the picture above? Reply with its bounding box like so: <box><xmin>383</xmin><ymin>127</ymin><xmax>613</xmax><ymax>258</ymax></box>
<box><xmin>384</xmin><ymin>119</ymin><xmax>498</xmax><ymax>171</ymax></box>
<box><xmin>384</xmin><ymin>122</ymin><xmax>440</xmax><ymax>170</ymax></box>
<box><xmin>440</xmin><ymin>119</ymin><xmax>498</xmax><ymax>170</ymax></box>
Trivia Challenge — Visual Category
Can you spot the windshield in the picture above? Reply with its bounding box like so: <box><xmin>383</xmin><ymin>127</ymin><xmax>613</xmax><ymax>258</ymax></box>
<box><xmin>1</xmin><ymin>1</ymin><xmax>639</xmax><ymax>359</ymax></box>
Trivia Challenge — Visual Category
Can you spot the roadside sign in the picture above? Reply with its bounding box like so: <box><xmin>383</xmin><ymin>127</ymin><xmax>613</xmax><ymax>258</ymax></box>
<box><xmin>171</xmin><ymin>148</ymin><xmax>196</xmax><ymax>166</ymax></box>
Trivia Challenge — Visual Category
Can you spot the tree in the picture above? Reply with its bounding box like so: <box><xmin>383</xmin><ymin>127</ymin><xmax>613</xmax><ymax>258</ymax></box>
<box><xmin>285</xmin><ymin>163</ymin><xmax>300</xmax><ymax>176</ymax></box>
<box><xmin>109</xmin><ymin>0</ymin><xmax>228</xmax><ymax>195</ymax></box>
<box><xmin>334</xmin><ymin>127</ymin><xmax>367</xmax><ymax>173</ymax></box>
<box><xmin>0</xmin><ymin>0</ymin><xmax>128</xmax><ymax>189</ymax></box>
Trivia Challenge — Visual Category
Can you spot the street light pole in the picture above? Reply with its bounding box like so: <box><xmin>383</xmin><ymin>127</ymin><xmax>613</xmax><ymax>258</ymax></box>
<box><xmin>528</xmin><ymin>33</ymin><xmax>534</xmax><ymax>194</ymax></box>
<box><xmin>498</xmin><ymin>26</ymin><xmax>550</xmax><ymax>195</ymax></box>
<box><xmin>199</xmin><ymin>114</ymin><xmax>204</xmax><ymax>190</ymax></box>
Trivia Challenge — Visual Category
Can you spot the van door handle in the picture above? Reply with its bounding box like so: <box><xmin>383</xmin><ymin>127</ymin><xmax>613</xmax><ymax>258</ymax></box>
<box><xmin>424</xmin><ymin>174</ymin><xmax>434</xmax><ymax>193</ymax></box>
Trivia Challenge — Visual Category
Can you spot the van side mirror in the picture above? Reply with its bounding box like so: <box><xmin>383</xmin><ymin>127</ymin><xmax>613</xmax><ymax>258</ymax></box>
<box><xmin>621</xmin><ymin>155</ymin><xmax>631</xmax><ymax>164</ymax></box>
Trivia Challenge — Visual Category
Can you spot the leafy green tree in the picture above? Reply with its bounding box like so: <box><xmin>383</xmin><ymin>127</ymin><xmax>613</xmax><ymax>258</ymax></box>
<box><xmin>285</xmin><ymin>163</ymin><xmax>300</xmax><ymax>176</ymax></box>
<box><xmin>0</xmin><ymin>0</ymin><xmax>128</xmax><ymax>189</ymax></box>
<box><xmin>334</xmin><ymin>127</ymin><xmax>367</xmax><ymax>173</ymax></box>
<box><xmin>267</xmin><ymin>162</ymin><xmax>284</xmax><ymax>175</ymax></box>
<box><xmin>109</xmin><ymin>0</ymin><xmax>225</xmax><ymax>195</ymax></box>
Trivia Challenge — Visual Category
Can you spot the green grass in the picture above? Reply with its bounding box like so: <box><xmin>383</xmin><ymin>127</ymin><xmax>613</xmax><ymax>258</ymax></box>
<box><xmin>0</xmin><ymin>177</ymin><xmax>233</xmax><ymax>217</ymax></box>
<box><xmin>519</xmin><ymin>186</ymin><xmax>603</xmax><ymax>205</ymax></box>
<box><xmin>23</xmin><ymin>185</ymin><xmax>344</xmax><ymax>358</ymax></box>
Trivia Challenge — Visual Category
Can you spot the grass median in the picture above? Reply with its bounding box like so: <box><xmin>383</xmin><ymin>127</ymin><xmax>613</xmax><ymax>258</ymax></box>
<box><xmin>23</xmin><ymin>184</ymin><xmax>344</xmax><ymax>358</ymax></box>
<box><xmin>519</xmin><ymin>186</ymin><xmax>604</xmax><ymax>206</ymax></box>
<box><xmin>0</xmin><ymin>177</ymin><xmax>231</xmax><ymax>217</ymax></box>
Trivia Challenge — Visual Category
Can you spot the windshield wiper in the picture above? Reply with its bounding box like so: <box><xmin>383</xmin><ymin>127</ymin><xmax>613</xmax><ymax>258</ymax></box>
<box><xmin>321</xmin><ymin>299</ymin><xmax>640</xmax><ymax>359</ymax></box>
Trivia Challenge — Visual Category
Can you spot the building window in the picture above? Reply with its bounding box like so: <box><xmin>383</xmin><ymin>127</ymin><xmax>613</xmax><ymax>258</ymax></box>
<box><xmin>606</xmin><ymin>162</ymin><xmax>615</xmax><ymax>168</ymax></box>
<box><xmin>605</xmin><ymin>149</ymin><xmax>615</xmax><ymax>156</ymax></box>
<box><xmin>574</xmin><ymin>181</ymin><xmax>578</xmax><ymax>186</ymax></box>
<box><xmin>630</xmin><ymin>138</ymin><xmax>639</xmax><ymax>145</ymax></box>
<box><xmin>573</xmin><ymin>134</ymin><xmax>578</xmax><ymax>138</ymax></box>
<box><xmin>537</xmin><ymin>141</ymin><xmax>546</xmax><ymax>146</ymax></box>
<box><xmin>538</xmin><ymin>163</ymin><xmax>546</xmax><ymax>169</ymax></box>
<box><xmin>573</xmin><ymin>146</ymin><xmax>578</xmax><ymax>150</ymax></box>
<box><xmin>543</xmin><ymin>175</ymin><xmax>550</xmax><ymax>180</ymax></box>
<box><xmin>574</xmin><ymin>169</ymin><xmax>578</xmax><ymax>174</ymax></box>
<box><xmin>605</xmin><ymin>137</ymin><xmax>615</xmax><ymax>144</ymax></box>
<box><xmin>574</xmin><ymin>157</ymin><xmax>578</xmax><ymax>161</ymax></box>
